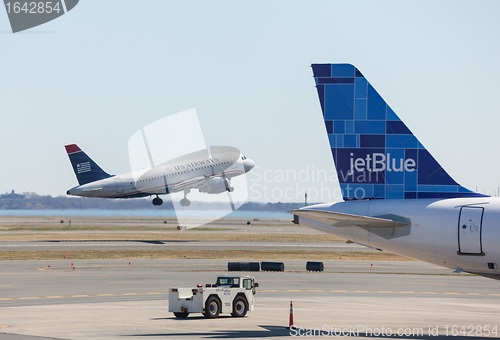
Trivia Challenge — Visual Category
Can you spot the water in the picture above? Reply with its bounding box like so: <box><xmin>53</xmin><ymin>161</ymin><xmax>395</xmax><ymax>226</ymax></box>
<box><xmin>0</xmin><ymin>209</ymin><xmax>291</xmax><ymax>219</ymax></box>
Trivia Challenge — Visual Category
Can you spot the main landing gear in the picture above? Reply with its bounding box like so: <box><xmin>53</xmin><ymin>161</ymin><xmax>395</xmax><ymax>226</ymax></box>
<box><xmin>152</xmin><ymin>196</ymin><xmax>163</xmax><ymax>206</ymax></box>
<box><xmin>180</xmin><ymin>189</ymin><xmax>191</xmax><ymax>207</ymax></box>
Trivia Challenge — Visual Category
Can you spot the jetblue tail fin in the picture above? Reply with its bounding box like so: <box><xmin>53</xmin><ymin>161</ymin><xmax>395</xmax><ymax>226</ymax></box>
<box><xmin>65</xmin><ymin>144</ymin><xmax>111</xmax><ymax>185</ymax></box>
<box><xmin>312</xmin><ymin>63</ymin><xmax>485</xmax><ymax>200</ymax></box>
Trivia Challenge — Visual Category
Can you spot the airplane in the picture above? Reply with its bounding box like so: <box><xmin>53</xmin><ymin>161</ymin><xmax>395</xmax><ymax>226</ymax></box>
<box><xmin>65</xmin><ymin>144</ymin><xmax>255</xmax><ymax>206</ymax></box>
<box><xmin>291</xmin><ymin>63</ymin><xmax>500</xmax><ymax>280</ymax></box>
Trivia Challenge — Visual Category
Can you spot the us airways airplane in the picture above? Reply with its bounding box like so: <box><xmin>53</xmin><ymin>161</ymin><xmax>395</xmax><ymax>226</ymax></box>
<box><xmin>65</xmin><ymin>144</ymin><xmax>255</xmax><ymax>206</ymax></box>
<box><xmin>291</xmin><ymin>63</ymin><xmax>500</xmax><ymax>280</ymax></box>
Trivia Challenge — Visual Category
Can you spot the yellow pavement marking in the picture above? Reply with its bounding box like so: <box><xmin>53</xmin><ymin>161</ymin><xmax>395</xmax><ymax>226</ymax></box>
<box><xmin>444</xmin><ymin>292</ymin><xmax>459</xmax><ymax>295</ymax></box>
<box><xmin>145</xmin><ymin>292</ymin><xmax>163</xmax><ymax>295</ymax></box>
<box><xmin>44</xmin><ymin>296</ymin><xmax>62</xmax><ymax>299</ymax></box>
<box><xmin>488</xmin><ymin>293</ymin><xmax>500</xmax><ymax>296</ymax></box>
<box><xmin>467</xmin><ymin>293</ymin><xmax>482</xmax><ymax>295</ymax></box>
<box><xmin>0</xmin><ymin>326</ymin><xmax>9</xmax><ymax>328</ymax></box>
<box><xmin>0</xmin><ymin>298</ymin><xmax>12</xmax><ymax>300</ymax></box>
<box><xmin>18</xmin><ymin>297</ymin><xmax>39</xmax><ymax>300</ymax></box>
<box><xmin>398</xmin><ymin>291</ymin><xmax>414</xmax><ymax>294</ymax></box>
<box><xmin>107</xmin><ymin>281</ymin><xmax>170</xmax><ymax>284</ymax></box>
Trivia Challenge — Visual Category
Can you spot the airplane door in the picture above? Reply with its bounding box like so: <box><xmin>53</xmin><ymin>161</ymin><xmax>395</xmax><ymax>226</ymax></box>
<box><xmin>458</xmin><ymin>206</ymin><xmax>484</xmax><ymax>255</ymax></box>
<box><xmin>115</xmin><ymin>178</ymin><xmax>124</xmax><ymax>194</ymax></box>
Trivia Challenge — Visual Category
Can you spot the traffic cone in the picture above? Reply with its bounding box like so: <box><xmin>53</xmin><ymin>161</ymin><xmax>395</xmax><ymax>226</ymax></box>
<box><xmin>288</xmin><ymin>301</ymin><xmax>294</xmax><ymax>329</ymax></box>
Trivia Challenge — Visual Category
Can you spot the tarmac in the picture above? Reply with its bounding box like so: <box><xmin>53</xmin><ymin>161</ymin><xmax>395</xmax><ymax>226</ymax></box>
<box><xmin>1</xmin><ymin>259</ymin><xmax>499</xmax><ymax>339</ymax></box>
<box><xmin>1</xmin><ymin>218</ymin><xmax>499</xmax><ymax>339</ymax></box>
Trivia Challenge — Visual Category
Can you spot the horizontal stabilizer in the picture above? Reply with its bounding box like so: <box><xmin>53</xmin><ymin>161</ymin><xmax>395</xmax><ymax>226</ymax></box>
<box><xmin>289</xmin><ymin>209</ymin><xmax>409</xmax><ymax>228</ymax></box>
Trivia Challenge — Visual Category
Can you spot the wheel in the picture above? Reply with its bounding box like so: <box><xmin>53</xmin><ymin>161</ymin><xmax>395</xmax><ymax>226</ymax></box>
<box><xmin>231</xmin><ymin>296</ymin><xmax>248</xmax><ymax>317</ymax></box>
<box><xmin>227</xmin><ymin>187</ymin><xmax>234</xmax><ymax>192</ymax></box>
<box><xmin>173</xmin><ymin>312</ymin><xmax>189</xmax><ymax>318</ymax></box>
<box><xmin>204</xmin><ymin>296</ymin><xmax>220</xmax><ymax>318</ymax></box>
<box><xmin>152</xmin><ymin>197</ymin><xmax>163</xmax><ymax>206</ymax></box>
<box><xmin>180</xmin><ymin>198</ymin><xmax>191</xmax><ymax>207</ymax></box>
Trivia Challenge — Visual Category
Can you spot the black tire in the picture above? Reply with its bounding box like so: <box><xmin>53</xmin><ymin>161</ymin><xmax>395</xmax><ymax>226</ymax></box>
<box><xmin>231</xmin><ymin>296</ymin><xmax>248</xmax><ymax>317</ymax></box>
<box><xmin>204</xmin><ymin>296</ymin><xmax>221</xmax><ymax>318</ymax></box>
<box><xmin>173</xmin><ymin>312</ymin><xmax>189</xmax><ymax>318</ymax></box>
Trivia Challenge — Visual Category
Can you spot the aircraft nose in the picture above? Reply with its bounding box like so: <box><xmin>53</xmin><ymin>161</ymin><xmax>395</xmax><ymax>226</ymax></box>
<box><xmin>243</xmin><ymin>158</ymin><xmax>255</xmax><ymax>173</ymax></box>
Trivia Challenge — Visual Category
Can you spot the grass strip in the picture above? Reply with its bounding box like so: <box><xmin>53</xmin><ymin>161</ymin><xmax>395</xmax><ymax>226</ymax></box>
<box><xmin>0</xmin><ymin>233</ymin><xmax>346</xmax><ymax>242</ymax></box>
<box><xmin>0</xmin><ymin>250</ymin><xmax>411</xmax><ymax>261</ymax></box>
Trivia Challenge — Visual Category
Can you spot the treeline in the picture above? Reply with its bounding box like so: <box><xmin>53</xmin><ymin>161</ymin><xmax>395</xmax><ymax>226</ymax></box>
<box><xmin>0</xmin><ymin>192</ymin><xmax>306</xmax><ymax>212</ymax></box>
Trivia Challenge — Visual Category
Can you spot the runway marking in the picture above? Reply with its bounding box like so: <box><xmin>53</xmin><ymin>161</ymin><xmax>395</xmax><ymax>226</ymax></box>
<box><xmin>107</xmin><ymin>280</ymin><xmax>170</xmax><ymax>284</ymax></box>
<box><xmin>3</xmin><ymin>289</ymin><xmax>498</xmax><ymax>302</ymax></box>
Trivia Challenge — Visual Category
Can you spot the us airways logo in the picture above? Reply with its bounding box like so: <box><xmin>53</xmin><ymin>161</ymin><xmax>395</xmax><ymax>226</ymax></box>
<box><xmin>173</xmin><ymin>158</ymin><xmax>220</xmax><ymax>171</ymax></box>
<box><xmin>3</xmin><ymin>0</ymin><xmax>79</xmax><ymax>33</ymax></box>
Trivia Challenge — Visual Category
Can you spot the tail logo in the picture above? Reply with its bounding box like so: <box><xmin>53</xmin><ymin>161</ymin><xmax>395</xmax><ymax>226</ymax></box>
<box><xmin>76</xmin><ymin>162</ymin><xmax>90</xmax><ymax>174</ymax></box>
<box><xmin>348</xmin><ymin>153</ymin><xmax>416</xmax><ymax>174</ymax></box>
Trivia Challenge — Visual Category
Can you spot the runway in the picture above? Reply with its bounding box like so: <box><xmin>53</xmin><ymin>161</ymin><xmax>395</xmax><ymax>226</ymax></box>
<box><xmin>0</xmin><ymin>240</ymin><xmax>375</xmax><ymax>252</ymax></box>
<box><xmin>1</xmin><ymin>259</ymin><xmax>499</xmax><ymax>339</ymax></box>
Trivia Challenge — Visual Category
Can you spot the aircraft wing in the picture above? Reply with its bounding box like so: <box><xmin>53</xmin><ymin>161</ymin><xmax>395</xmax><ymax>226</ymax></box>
<box><xmin>289</xmin><ymin>209</ymin><xmax>410</xmax><ymax>228</ymax></box>
<box><xmin>168</xmin><ymin>176</ymin><xmax>208</xmax><ymax>192</ymax></box>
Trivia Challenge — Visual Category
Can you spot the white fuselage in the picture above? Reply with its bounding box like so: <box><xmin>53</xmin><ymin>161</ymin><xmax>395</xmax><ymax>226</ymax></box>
<box><xmin>68</xmin><ymin>153</ymin><xmax>254</xmax><ymax>199</ymax></box>
<box><xmin>299</xmin><ymin>197</ymin><xmax>500</xmax><ymax>278</ymax></box>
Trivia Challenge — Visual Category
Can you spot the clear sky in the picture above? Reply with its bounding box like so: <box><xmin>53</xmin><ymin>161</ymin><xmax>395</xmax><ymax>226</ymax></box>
<box><xmin>1</xmin><ymin>1</ymin><xmax>500</xmax><ymax>203</ymax></box>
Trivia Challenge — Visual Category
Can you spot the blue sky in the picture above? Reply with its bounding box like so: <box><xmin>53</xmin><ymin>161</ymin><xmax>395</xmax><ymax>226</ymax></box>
<box><xmin>1</xmin><ymin>1</ymin><xmax>499</xmax><ymax>202</ymax></box>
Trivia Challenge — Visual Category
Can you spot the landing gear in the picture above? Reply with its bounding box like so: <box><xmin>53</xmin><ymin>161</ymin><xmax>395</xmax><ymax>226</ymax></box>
<box><xmin>180</xmin><ymin>189</ymin><xmax>191</xmax><ymax>207</ymax></box>
<box><xmin>152</xmin><ymin>196</ymin><xmax>163</xmax><ymax>206</ymax></box>
<box><xmin>227</xmin><ymin>186</ymin><xmax>234</xmax><ymax>192</ymax></box>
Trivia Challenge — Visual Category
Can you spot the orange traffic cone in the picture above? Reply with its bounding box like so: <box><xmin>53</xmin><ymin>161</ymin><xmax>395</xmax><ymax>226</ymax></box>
<box><xmin>288</xmin><ymin>301</ymin><xmax>294</xmax><ymax>328</ymax></box>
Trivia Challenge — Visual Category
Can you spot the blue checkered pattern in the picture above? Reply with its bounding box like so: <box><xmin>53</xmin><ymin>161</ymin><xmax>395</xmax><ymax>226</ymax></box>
<box><xmin>312</xmin><ymin>63</ymin><xmax>485</xmax><ymax>200</ymax></box>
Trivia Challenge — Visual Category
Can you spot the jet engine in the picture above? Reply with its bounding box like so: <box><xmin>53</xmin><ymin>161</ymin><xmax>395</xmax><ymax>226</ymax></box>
<box><xmin>199</xmin><ymin>177</ymin><xmax>231</xmax><ymax>194</ymax></box>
